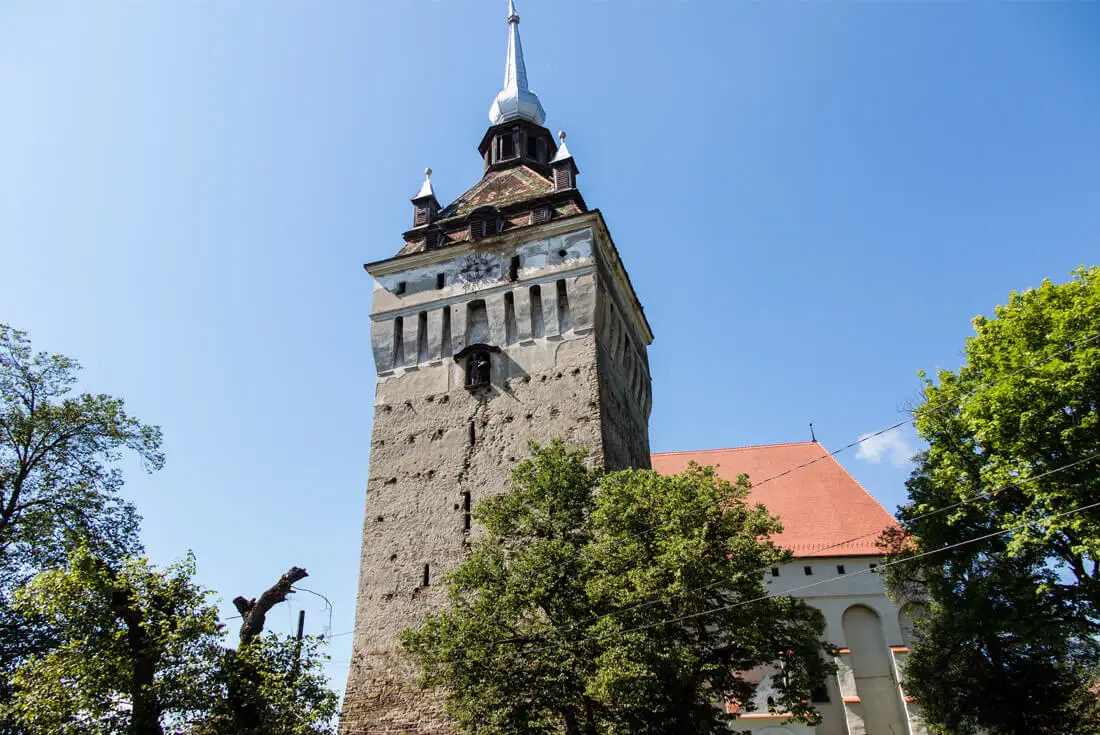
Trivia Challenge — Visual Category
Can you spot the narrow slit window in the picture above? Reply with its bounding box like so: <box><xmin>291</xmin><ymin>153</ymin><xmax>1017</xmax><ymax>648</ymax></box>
<box><xmin>416</xmin><ymin>312</ymin><xmax>428</xmax><ymax>364</ymax></box>
<box><xmin>392</xmin><ymin>317</ymin><xmax>404</xmax><ymax>367</ymax></box>
<box><xmin>836</xmin><ymin>564</ymin><xmax>846</xmax><ymax>575</ymax></box>
<box><xmin>556</xmin><ymin>280</ymin><xmax>571</xmax><ymax>333</ymax></box>
<box><xmin>441</xmin><ymin>307</ymin><xmax>452</xmax><ymax>356</ymax></box>
<box><xmin>504</xmin><ymin>292</ymin><xmax>517</xmax><ymax>344</ymax></box>
<box><xmin>530</xmin><ymin>285</ymin><xmax>544</xmax><ymax>338</ymax></box>
<box><xmin>468</xmin><ymin>422</ymin><xmax>476</xmax><ymax>445</ymax></box>
<box><xmin>436</xmin><ymin>273</ymin><xmax>445</xmax><ymax>289</ymax></box>
<box><xmin>462</xmin><ymin>491</ymin><xmax>472</xmax><ymax>532</ymax></box>
<box><xmin>770</xmin><ymin>567</ymin><xmax>780</xmax><ymax>577</ymax></box>
<box><xmin>508</xmin><ymin>255</ymin><xmax>520</xmax><ymax>281</ymax></box>
<box><xmin>422</xmin><ymin>564</ymin><xmax>430</xmax><ymax>587</ymax></box>
<box><xmin>803</xmin><ymin>566</ymin><xmax>813</xmax><ymax>576</ymax></box>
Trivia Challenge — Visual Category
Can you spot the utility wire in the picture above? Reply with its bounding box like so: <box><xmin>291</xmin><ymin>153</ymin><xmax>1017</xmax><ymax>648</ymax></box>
<box><xmin>490</xmin><ymin>495</ymin><xmax>1100</xmax><ymax>661</ymax></box>
<box><xmin>512</xmin><ymin>333</ymin><xmax>1100</xmax><ymax>585</ymax></box>
<box><xmin>328</xmin><ymin>336</ymin><xmax>1100</xmax><ymax>656</ymax></box>
<box><xmin>591</xmin><ymin>332</ymin><xmax>1100</xmax><ymax>566</ymax></box>
<box><xmin>565</xmin><ymin>450</ymin><xmax>1100</xmax><ymax>632</ymax></box>
<box><xmin>374</xmin><ymin>452</ymin><xmax>1100</xmax><ymax>668</ymax></box>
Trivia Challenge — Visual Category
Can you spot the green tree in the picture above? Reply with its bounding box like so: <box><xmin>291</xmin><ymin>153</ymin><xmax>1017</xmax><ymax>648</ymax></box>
<box><xmin>5</xmin><ymin>549</ymin><xmax>337</xmax><ymax>735</ymax></box>
<box><xmin>881</xmin><ymin>266</ymin><xmax>1100</xmax><ymax>734</ymax></box>
<box><xmin>4</xmin><ymin>547</ymin><xmax>222</xmax><ymax>735</ymax></box>
<box><xmin>402</xmin><ymin>441</ymin><xmax>833</xmax><ymax>735</ymax></box>
<box><xmin>0</xmin><ymin>323</ymin><xmax>163</xmax><ymax>571</ymax></box>
<box><xmin>194</xmin><ymin>635</ymin><xmax>337</xmax><ymax>735</ymax></box>
<box><xmin>0</xmin><ymin>323</ymin><xmax>164</xmax><ymax>731</ymax></box>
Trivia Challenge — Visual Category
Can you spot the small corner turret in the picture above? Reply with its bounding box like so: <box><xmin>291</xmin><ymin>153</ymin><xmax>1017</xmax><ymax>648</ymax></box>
<box><xmin>550</xmin><ymin>131</ymin><xmax>579</xmax><ymax>191</ymax></box>
<box><xmin>410</xmin><ymin>168</ymin><xmax>440</xmax><ymax>228</ymax></box>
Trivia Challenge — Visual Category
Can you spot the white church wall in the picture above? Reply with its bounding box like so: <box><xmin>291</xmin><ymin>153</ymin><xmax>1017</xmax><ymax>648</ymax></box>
<box><xmin>732</xmin><ymin>556</ymin><xmax>926</xmax><ymax>735</ymax></box>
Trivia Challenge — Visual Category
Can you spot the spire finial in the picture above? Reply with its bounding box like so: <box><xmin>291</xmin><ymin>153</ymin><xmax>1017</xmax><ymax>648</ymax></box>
<box><xmin>489</xmin><ymin>0</ymin><xmax>546</xmax><ymax>126</ymax></box>
<box><xmin>414</xmin><ymin>167</ymin><xmax>436</xmax><ymax>200</ymax></box>
<box><xmin>551</xmin><ymin>130</ymin><xmax>573</xmax><ymax>163</ymax></box>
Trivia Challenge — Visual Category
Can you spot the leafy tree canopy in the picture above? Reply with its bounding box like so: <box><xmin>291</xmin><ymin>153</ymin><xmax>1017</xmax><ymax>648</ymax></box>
<box><xmin>0</xmin><ymin>323</ymin><xmax>163</xmax><ymax>731</ymax></box>
<box><xmin>4</xmin><ymin>547</ymin><xmax>337</xmax><ymax>735</ymax></box>
<box><xmin>0</xmin><ymin>323</ymin><xmax>163</xmax><ymax>572</ymax></box>
<box><xmin>882</xmin><ymin>266</ymin><xmax>1100</xmax><ymax>734</ymax></box>
<box><xmin>402</xmin><ymin>441</ymin><xmax>833</xmax><ymax>735</ymax></box>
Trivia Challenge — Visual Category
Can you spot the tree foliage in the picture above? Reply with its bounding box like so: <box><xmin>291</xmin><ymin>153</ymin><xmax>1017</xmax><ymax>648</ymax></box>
<box><xmin>0</xmin><ymin>323</ymin><xmax>163</xmax><ymax>571</ymax></box>
<box><xmin>881</xmin><ymin>266</ymin><xmax>1100</xmax><ymax>734</ymax></box>
<box><xmin>5</xmin><ymin>547</ymin><xmax>222</xmax><ymax>735</ymax></box>
<box><xmin>4</xmin><ymin>548</ymin><xmax>337</xmax><ymax>735</ymax></box>
<box><xmin>0</xmin><ymin>323</ymin><xmax>163</xmax><ymax>732</ymax></box>
<box><xmin>402</xmin><ymin>441</ymin><xmax>833</xmax><ymax>735</ymax></box>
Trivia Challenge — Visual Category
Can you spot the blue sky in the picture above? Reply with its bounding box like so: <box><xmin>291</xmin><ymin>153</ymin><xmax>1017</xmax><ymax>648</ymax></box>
<box><xmin>2</xmin><ymin>0</ymin><xmax>1098</xmax><ymax>692</ymax></box>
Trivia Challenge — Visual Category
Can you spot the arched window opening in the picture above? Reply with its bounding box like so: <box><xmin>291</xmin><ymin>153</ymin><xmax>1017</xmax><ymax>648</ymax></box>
<box><xmin>456</xmin><ymin>344</ymin><xmax>501</xmax><ymax>392</ymax></box>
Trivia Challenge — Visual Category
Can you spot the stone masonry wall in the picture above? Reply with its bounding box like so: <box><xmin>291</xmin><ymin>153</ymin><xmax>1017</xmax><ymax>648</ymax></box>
<box><xmin>340</xmin><ymin>224</ymin><xmax>651</xmax><ymax>734</ymax></box>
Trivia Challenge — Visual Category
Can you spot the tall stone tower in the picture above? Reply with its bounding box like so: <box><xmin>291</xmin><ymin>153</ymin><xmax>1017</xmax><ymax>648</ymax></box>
<box><xmin>340</xmin><ymin>3</ymin><xmax>653</xmax><ymax>732</ymax></box>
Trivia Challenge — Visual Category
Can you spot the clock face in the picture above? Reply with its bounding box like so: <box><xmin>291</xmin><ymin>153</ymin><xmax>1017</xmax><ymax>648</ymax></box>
<box><xmin>457</xmin><ymin>253</ymin><xmax>500</xmax><ymax>286</ymax></box>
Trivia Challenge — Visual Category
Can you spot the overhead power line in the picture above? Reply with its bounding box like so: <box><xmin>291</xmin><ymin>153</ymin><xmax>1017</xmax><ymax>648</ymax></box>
<box><xmin>494</xmin><ymin>494</ymin><xmax>1100</xmax><ymax>661</ymax></box>
<box><xmin>326</xmin><ymin>334</ymin><xmax>1100</xmax><ymax>660</ymax></box>
<box><xmin>565</xmin><ymin>449</ymin><xmax>1100</xmax><ymax>632</ymax></box>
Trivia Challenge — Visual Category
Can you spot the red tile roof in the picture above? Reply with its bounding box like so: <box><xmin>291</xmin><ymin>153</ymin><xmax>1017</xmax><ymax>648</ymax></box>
<box><xmin>650</xmin><ymin>442</ymin><xmax>898</xmax><ymax>558</ymax></box>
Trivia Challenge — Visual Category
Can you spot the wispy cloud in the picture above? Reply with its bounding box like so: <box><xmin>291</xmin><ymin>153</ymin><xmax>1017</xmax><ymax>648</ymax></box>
<box><xmin>855</xmin><ymin>430</ymin><xmax>915</xmax><ymax>468</ymax></box>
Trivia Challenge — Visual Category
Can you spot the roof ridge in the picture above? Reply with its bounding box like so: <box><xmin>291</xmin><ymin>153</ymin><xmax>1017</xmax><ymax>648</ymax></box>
<box><xmin>652</xmin><ymin>440</ymin><xmax>819</xmax><ymax>457</ymax></box>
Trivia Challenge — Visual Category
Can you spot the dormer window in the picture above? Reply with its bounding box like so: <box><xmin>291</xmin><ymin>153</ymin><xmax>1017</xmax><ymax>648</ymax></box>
<box><xmin>531</xmin><ymin>206</ymin><xmax>551</xmax><ymax>225</ymax></box>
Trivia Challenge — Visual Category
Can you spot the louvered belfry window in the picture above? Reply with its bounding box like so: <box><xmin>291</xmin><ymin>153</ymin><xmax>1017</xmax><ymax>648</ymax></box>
<box><xmin>531</xmin><ymin>206</ymin><xmax>550</xmax><ymax>225</ymax></box>
<box><xmin>470</xmin><ymin>217</ymin><xmax>498</xmax><ymax>240</ymax></box>
<box><xmin>414</xmin><ymin>205</ymin><xmax>429</xmax><ymax>226</ymax></box>
<box><xmin>554</xmin><ymin>167</ymin><xmax>571</xmax><ymax>191</ymax></box>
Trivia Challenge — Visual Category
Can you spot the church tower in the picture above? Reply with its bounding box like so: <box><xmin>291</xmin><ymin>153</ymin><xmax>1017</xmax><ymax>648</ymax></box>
<box><xmin>340</xmin><ymin>4</ymin><xmax>653</xmax><ymax>732</ymax></box>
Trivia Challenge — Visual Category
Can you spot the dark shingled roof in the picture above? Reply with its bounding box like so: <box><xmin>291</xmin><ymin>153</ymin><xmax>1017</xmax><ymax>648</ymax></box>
<box><xmin>436</xmin><ymin>164</ymin><xmax>555</xmax><ymax>221</ymax></box>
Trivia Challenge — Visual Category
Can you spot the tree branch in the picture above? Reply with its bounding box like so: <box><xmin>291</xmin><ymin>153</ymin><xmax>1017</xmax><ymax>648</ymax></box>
<box><xmin>235</xmin><ymin>566</ymin><xmax>308</xmax><ymax>646</ymax></box>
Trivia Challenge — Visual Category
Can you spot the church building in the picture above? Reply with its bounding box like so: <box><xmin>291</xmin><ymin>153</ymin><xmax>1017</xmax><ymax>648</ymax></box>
<box><xmin>341</xmin><ymin>4</ymin><xmax>925</xmax><ymax>734</ymax></box>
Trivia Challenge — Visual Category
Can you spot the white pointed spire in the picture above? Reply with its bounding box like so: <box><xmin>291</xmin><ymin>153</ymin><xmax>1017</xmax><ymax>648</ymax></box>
<box><xmin>488</xmin><ymin>0</ymin><xmax>546</xmax><ymax>126</ymax></box>
<box><xmin>551</xmin><ymin>130</ymin><xmax>572</xmax><ymax>162</ymax></box>
<box><xmin>413</xmin><ymin>168</ymin><xmax>435</xmax><ymax>200</ymax></box>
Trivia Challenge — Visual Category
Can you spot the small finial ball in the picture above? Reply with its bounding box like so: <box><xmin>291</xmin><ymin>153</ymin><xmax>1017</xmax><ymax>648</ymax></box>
<box><xmin>425</xmin><ymin>168</ymin><xmax>432</xmax><ymax>178</ymax></box>
<box><xmin>558</xmin><ymin>130</ymin><xmax>566</xmax><ymax>142</ymax></box>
